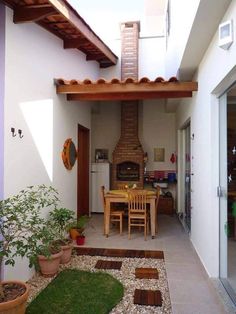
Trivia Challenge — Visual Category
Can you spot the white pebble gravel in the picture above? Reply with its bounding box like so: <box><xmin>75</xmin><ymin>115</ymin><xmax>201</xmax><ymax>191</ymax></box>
<box><xmin>27</xmin><ymin>253</ymin><xmax>172</xmax><ymax>314</ymax></box>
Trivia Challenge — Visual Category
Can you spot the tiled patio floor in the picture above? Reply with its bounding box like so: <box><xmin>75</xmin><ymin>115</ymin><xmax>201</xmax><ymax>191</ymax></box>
<box><xmin>83</xmin><ymin>213</ymin><xmax>234</xmax><ymax>314</ymax></box>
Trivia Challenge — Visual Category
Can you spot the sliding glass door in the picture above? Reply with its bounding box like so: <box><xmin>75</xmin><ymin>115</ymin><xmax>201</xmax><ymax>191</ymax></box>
<box><xmin>219</xmin><ymin>85</ymin><xmax>236</xmax><ymax>303</ymax></box>
<box><xmin>178</xmin><ymin>122</ymin><xmax>191</xmax><ymax>232</ymax></box>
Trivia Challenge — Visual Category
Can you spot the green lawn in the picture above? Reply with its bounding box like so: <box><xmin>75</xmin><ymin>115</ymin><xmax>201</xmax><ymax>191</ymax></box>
<box><xmin>26</xmin><ymin>269</ymin><xmax>124</xmax><ymax>314</ymax></box>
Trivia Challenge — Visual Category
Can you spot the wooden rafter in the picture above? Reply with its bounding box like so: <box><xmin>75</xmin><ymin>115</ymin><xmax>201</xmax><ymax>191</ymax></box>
<box><xmin>14</xmin><ymin>6</ymin><xmax>57</xmax><ymax>23</ymax></box>
<box><xmin>1</xmin><ymin>0</ymin><xmax>118</xmax><ymax>68</ymax></box>
<box><xmin>47</xmin><ymin>0</ymin><xmax>117</xmax><ymax>65</ymax></box>
<box><xmin>64</xmin><ymin>38</ymin><xmax>88</xmax><ymax>49</ymax></box>
<box><xmin>67</xmin><ymin>91</ymin><xmax>193</xmax><ymax>101</ymax></box>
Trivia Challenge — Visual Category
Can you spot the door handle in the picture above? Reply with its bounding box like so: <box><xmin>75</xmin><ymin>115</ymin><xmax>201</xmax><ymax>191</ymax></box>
<box><xmin>217</xmin><ymin>186</ymin><xmax>223</xmax><ymax>197</ymax></box>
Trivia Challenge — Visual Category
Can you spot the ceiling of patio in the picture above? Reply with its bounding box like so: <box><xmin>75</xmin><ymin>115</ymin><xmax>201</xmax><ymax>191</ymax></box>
<box><xmin>2</xmin><ymin>0</ymin><xmax>118</xmax><ymax>68</ymax></box>
<box><xmin>55</xmin><ymin>77</ymin><xmax>198</xmax><ymax>101</ymax></box>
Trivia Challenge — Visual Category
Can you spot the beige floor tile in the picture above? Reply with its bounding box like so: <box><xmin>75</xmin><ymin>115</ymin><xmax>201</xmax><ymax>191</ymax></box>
<box><xmin>84</xmin><ymin>213</ymin><xmax>234</xmax><ymax>313</ymax></box>
<box><xmin>172</xmin><ymin>302</ymin><xmax>226</xmax><ymax>314</ymax></box>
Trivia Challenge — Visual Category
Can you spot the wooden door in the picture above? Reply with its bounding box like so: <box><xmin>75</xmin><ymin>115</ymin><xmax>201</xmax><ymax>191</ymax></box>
<box><xmin>77</xmin><ymin>124</ymin><xmax>90</xmax><ymax>216</ymax></box>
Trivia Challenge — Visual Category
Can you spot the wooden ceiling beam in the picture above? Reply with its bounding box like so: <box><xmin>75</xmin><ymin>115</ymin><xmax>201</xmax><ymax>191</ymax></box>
<box><xmin>67</xmin><ymin>91</ymin><xmax>193</xmax><ymax>101</ymax></box>
<box><xmin>64</xmin><ymin>38</ymin><xmax>88</xmax><ymax>49</ymax></box>
<box><xmin>13</xmin><ymin>6</ymin><xmax>57</xmax><ymax>23</ymax></box>
<box><xmin>57</xmin><ymin>81</ymin><xmax>198</xmax><ymax>94</ymax></box>
<box><xmin>86</xmin><ymin>54</ymin><xmax>98</xmax><ymax>61</ymax></box>
<box><xmin>47</xmin><ymin>0</ymin><xmax>118</xmax><ymax>65</ymax></box>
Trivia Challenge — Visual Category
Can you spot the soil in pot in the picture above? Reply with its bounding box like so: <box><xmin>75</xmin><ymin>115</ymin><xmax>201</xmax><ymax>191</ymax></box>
<box><xmin>0</xmin><ymin>281</ymin><xmax>29</xmax><ymax>314</ymax></box>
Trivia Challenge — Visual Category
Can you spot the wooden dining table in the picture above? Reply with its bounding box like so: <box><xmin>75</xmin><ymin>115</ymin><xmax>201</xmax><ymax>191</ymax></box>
<box><xmin>104</xmin><ymin>190</ymin><xmax>157</xmax><ymax>238</ymax></box>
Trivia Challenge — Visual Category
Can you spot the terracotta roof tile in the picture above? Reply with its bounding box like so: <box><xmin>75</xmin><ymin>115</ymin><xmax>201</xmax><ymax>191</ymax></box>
<box><xmin>55</xmin><ymin>77</ymin><xmax>179</xmax><ymax>86</ymax></box>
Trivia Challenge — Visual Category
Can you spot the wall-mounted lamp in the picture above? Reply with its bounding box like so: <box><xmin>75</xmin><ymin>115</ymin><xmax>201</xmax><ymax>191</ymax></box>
<box><xmin>18</xmin><ymin>129</ymin><xmax>24</xmax><ymax>138</ymax></box>
<box><xmin>11</xmin><ymin>127</ymin><xmax>16</xmax><ymax>137</ymax></box>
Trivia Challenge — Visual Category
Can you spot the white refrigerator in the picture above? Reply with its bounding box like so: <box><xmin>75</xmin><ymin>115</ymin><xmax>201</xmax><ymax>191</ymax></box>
<box><xmin>91</xmin><ymin>162</ymin><xmax>110</xmax><ymax>213</ymax></box>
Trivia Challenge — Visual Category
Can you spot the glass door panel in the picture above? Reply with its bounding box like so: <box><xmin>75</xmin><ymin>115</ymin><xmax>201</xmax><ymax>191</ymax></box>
<box><xmin>219</xmin><ymin>86</ymin><xmax>236</xmax><ymax>303</ymax></box>
<box><xmin>184</xmin><ymin>124</ymin><xmax>191</xmax><ymax>231</ymax></box>
<box><xmin>178</xmin><ymin>123</ymin><xmax>191</xmax><ymax>232</ymax></box>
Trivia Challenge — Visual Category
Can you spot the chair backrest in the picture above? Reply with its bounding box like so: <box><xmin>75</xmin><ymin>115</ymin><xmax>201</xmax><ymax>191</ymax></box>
<box><xmin>155</xmin><ymin>186</ymin><xmax>161</xmax><ymax>210</ymax></box>
<box><xmin>128</xmin><ymin>189</ymin><xmax>147</xmax><ymax>212</ymax></box>
<box><xmin>100</xmin><ymin>185</ymin><xmax>106</xmax><ymax>211</ymax></box>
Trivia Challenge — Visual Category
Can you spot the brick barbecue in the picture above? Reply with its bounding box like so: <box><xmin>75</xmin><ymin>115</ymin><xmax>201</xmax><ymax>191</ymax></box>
<box><xmin>112</xmin><ymin>21</ymin><xmax>144</xmax><ymax>189</ymax></box>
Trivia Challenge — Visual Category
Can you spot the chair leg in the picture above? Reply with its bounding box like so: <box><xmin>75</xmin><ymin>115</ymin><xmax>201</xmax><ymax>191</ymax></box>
<box><xmin>147</xmin><ymin>218</ymin><xmax>150</xmax><ymax>235</ymax></box>
<box><xmin>144</xmin><ymin>219</ymin><xmax>147</xmax><ymax>241</ymax></box>
<box><xmin>120</xmin><ymin>214</ymin><xmax>123</xmax><ymax>235</ymax></box>
<box><xmin>128</xmin><ymin>217</ymin><xmax>131</xmax><ymax>239</ymax></box>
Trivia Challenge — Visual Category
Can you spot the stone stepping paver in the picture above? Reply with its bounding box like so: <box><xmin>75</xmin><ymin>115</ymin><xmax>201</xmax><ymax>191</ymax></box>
<box><xmin>133</xmin><ymin>289</ymin><xmax>162</xmax><ymax>306</ymax></box>
<box><xmin>76</xmin><ymin>247</ymin><xmax>164</xmax><ymax>259</ymax></box>
<box><xmin>84</xmin><ymin>249</ymin><xmax>165</xmax><ymax>309</ymax></box>
<box><xmin>135</xmin><ymin>267</ymin><xmax>159</xmax><ymax>279</ymax></box>
<box><xmin>95</xmin><ymin>260</ymin><xmax>122</xmax><ymax>270</ymax></box>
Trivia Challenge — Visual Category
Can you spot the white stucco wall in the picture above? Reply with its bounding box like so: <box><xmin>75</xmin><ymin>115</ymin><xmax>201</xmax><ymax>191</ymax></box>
<box><xmin>100</xmin><ymin>37</ymin><xmax>166</xmax><ymax>80</ymax></box>
<box><xmin>92</xmin><ymin>100</ymin><xmax>176</xmax><ymax>172</ymax></box>
<box><xmin>176</xmin><ymin>1</ymin><xmax>236</xmax><ymax>277</ymax></box>
<box><xmin>91</xmin><ymin>102</ymin><xmax>121</xmax><ymax>162</ymax></box>
<box><xmin>4</xmin><ymin>8</ymin><xmax>100</xmax><ymax>281</ymax></box>
<box><xmin>141</xmin><ymin>100</ymin><xmax>176</xmax><ymax>171</ymax></box>
<box><xmin>165</xmin><ymin>0</ymin><xmax>200</xmax><ymax>78</ymax></box>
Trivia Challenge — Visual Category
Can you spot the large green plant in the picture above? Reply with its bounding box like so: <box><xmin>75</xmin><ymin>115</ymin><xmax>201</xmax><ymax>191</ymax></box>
<box><xmin>0</xmin><ymin>184</ymin><xmax>59</xmax><ymax>300</ymax></box>
<box><xmin>48</xmin><ymin>207</ymin><xmax>75</xmax><ymax>241</ymax></box>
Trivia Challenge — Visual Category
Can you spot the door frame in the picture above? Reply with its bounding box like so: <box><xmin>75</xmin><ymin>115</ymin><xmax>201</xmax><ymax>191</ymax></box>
<box><xmin>177</xmin><ymin>119</ymin><xmax>191</xmax><ymax>232</ymax></box>
<box><xmin>77</xmin><ymin>124</ymin><xmax>90</xmax><ymax>216</ymax></box>
<box><xmin>219</xmin><ymin>89</ymin><xmax>236</xmax><ymax>304</ymax></box>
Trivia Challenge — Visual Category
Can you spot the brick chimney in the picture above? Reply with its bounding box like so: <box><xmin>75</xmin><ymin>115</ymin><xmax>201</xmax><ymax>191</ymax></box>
<box><xmin>112</xmin><ymin>21</ymin><xmax>144</xmax><ymax>189</ymax></box>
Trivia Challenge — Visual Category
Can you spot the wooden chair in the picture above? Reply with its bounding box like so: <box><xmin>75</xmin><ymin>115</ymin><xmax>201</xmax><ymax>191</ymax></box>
<box><xmin>128</xmin><ymin>189</ymin><xmax>148</xmax><ymax>240</ymax></box>
<box><xmin>101</xmin><ymin>186</ymin><xmax>124</xmax><ymax>235</ymax></box>
<box><xmin>155</xmin><ymin>186</ymin><xmax>161</xmax><ymax>233</ymax></box>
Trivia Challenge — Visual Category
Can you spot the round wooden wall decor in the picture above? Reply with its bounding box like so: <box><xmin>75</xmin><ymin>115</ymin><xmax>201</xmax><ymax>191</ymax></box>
<box><xmin>61</xmin><ymin>138</ymin><xmax>77</xmax><ymax>170</ymax></box>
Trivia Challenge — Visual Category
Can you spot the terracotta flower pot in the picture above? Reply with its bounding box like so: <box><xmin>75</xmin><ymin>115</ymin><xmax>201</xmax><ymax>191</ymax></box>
<box><xmin>69</xmin><ymin>228</ymin><xmax>80</xmax><ymax>240</ymax></box>
<box><xmin>60</xmin><ymin>243</ymin><xmax>73</xmax><ymax>264</ymax></box>
<box><xmin>0</xmin><ymin>281</ymin><xmax>29</xmax><ymax>314</ymax></box>
<box><xmin>38</xmin><ymin>250</ymin><xmax>63</xmax><ymax>277</ymax></box>
<box><xmin>76</xmin><ymin>235</ymin><xmax>85</xmax><ymax>246</ymax></box>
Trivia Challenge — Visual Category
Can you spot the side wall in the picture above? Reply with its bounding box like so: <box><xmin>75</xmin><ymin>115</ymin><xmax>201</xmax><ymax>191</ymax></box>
<box><xmin>4</xmin><ymin>8</ymin><xmax>99</xmax><ymax>280</ymax></box>
<box><xmin>165</xmin><ymin>0</ymin><xmax>200</xmax><ymax>77</ymax></box>
<box><xmin>176</xmin><ymin>1</ymin><xmax>236</xmax><ymax>277</ymax></box>
<box><xmin>0</xmin><ymin>4</ymin><xmax>5</xmax><ymax>201</ymax></box>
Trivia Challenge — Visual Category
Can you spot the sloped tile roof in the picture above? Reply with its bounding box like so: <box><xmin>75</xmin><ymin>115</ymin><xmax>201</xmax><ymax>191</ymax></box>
<box><xmin>2</xmin><ymin>0</ymin><xmax>118</xmax><ymax>68</ymax></box>
<box><xmin>55</xmin><ymin>77</ymin><xmax>198</xmax><ymax>101</ymax></box>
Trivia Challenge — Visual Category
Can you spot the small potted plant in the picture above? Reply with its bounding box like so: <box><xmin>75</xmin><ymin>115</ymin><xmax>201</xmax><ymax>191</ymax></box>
<box><xmin>0</xmin><ymin>184</ymin><xmax>59</xmax><ymax>313</ymax></box>
<box><xmin>67</xmin><ymin>215</ymin><xmax>89</xmax><ymax>241</ymax></box>
<box><xmin>48</xmin><ymin>207</ymin><xmax>75</xmax><ymax>264</ymax></box>
<box><xmin>36</xmin><ymin>223</ymin><xmax>63</xmax><ymax>276</ymax></box>
<box><xmin>76</xmin><ymin>229</ymin><xmax>86</xmax><ymax>246</ymax></box>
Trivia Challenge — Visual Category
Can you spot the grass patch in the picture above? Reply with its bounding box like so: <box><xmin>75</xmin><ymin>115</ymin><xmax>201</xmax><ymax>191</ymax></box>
<box><xmin>26</xmin><ymin>269</ymin><xmax>124</xmax><ymax>314</ymax></box>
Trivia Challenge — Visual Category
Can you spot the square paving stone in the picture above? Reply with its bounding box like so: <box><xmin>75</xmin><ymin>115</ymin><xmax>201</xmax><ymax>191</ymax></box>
<box><xmin>134</xmin><ymin>289</ymin><xmax>162</xmax><ymax>306</ymax></box>
<box><xmin>135</xmin><ymin>267</ymin><xmax>159</xmax><ymax>279</ymax></box>
<box><xmin>95</xmin><ymin>260</ymin><xmax>122</xmax><ymax>270</ymax></box>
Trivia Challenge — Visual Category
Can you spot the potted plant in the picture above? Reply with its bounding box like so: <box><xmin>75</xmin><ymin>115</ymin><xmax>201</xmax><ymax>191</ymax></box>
<box><xmin>67</xmin><ymin>215</ymin><xmax>89</xmax><ymax>241</ymax></box>
<box><xmin>48</xmin><ymin>207</ymin><xmax>75</xmax><ymax>264</ymax></box>
<box><xmin>76</xmin><ymin>232</ymin><xmax>85</xmax><ymax>246</ymax></box>
<box><xmin>0</xmin><ymin>184</ymin><xmax>59</xmax><ymax>314</ymax></box>
<box><xmin>36</xmin><ymin>224</ymin><xmax>63</xmax><ymax>277</ymax></box>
